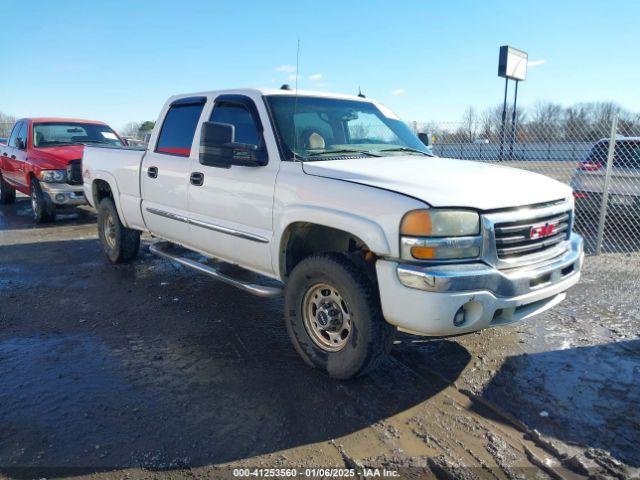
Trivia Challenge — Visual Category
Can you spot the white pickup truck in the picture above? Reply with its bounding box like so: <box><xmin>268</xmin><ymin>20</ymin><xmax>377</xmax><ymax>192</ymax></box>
<box><xmin>83</xmin><ymin>88</ymin><xmax>583</xmax><ymax>379</ymax></box>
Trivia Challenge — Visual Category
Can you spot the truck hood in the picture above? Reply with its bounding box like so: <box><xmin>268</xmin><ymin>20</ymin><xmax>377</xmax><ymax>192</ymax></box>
<box><xmin>30</xmin><ymin>145</ymin><xmax>84</xmax><ymax>169</ymax></box>
<box><xmin>302</xmin><ymin>156</ymin><xmax>572</xmax><ymax>210</ymax></box>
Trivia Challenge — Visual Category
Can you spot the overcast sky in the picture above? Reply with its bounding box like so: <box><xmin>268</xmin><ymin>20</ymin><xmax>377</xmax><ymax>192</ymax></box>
<box><xmin>1</xmin><ymin>0</ymin><xmax>638</xmax><ymax>130</ymax></box>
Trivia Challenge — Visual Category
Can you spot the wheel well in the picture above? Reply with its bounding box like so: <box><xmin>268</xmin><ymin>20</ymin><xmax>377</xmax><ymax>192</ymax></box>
<box><xmin>92</xmin><ymin>179</ymin><xmax>113</xmax><ymax>206</ymax></box>
<box><xmin>281</xmin><ymin>223</ymin><xmax>376</xmax><ymax>279</ymax></box>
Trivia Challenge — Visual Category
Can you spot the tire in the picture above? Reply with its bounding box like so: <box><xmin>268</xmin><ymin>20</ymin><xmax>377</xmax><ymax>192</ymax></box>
<box><xmin>30</xmin><ymin>178</ymin><xmax>56</xmax><ymax>223</ymax></box>
<box><xmin>0</xmin><ymin>172</ymin><xmax>16</xmax><ymax>204</ymax></box>
<box><xmin>284</xmin><ymin>253</ymin><xmax>396</xmax><ymax>379</ymax></box>
<box><xmin>97</xmin><ymin>197</ymin><xmax>140</xmax><ymax>264</ymax></box>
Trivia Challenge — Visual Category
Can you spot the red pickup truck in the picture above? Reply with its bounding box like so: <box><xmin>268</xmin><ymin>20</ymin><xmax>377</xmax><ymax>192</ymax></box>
<box><xmin>0</xmin><ymin>118</ymin><xmax>124</xmax><ymax>222</ymax></box>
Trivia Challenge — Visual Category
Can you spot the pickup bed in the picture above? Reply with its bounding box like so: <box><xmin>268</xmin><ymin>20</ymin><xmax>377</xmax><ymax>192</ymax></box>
<box><xmin>83</xmin><ymin>88</ymin><xmax>583</xmax><ymax>379</ymax></box>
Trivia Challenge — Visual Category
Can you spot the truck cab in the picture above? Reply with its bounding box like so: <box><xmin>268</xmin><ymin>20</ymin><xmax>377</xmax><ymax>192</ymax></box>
<box><xmin>83</xmin><ymin>88</ymin><xmax>583</xmax><ymax>379</ymax></box>
<box><xmin>0</xmin><ymin>118</ymin><xmax>124</xmax><ymax>222</ymax></box>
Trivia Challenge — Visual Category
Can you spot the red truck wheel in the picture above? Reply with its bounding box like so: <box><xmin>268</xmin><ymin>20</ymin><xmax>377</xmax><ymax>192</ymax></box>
<box><xmin>0</xmin><ymin>173</ymin><xmax>16</xmax><ymax>204</ymax></box>
<box><xmin>30</xmin><ymin>179</ymin><xmax>56</xmax><ymax>223</ymax></box>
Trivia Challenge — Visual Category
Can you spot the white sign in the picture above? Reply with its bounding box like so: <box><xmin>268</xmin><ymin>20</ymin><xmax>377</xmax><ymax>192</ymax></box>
<box><xmin>498</xmin><ymin>46</ymin><xmax>528</xmax><ymax>81</ymax></box>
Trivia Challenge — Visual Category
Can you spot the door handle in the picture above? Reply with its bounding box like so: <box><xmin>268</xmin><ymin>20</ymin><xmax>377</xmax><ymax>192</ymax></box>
<box><xmin>190</xmin><ymin>172</ymin><xmax>204</xmax><ymax>186</ymax></box>
<box><xmin>147</xmin><ymin>166</ymin><xmax>158</xmax><ymax>178</ymax></box>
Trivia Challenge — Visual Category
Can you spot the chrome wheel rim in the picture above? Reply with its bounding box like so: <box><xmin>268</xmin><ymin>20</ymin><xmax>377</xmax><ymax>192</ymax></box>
<box><xmin>103</xmin><ymin>213</ymin><xmax>117</xmax><ymax>249</ymax></box>
<box><xmin>303</xmin><ymin>283</ymin><xmax>352</xmax><ymax>352</ymax></box>
<box><xmin>31</xmin><ymin>191</ymin><xmax>39</xmax><ymax>218</ymax></box>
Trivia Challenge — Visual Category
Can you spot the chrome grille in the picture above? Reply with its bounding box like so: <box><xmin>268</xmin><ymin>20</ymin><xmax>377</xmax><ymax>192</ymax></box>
<box><xmin>66</xmin><ymin>160</ymin><xmax>82</xmax><ymax>185</ymax></box>
<box><xmin>494</xmin><ymin>211</ymin><xmax>571</xmax><ymax>260</ymax></box>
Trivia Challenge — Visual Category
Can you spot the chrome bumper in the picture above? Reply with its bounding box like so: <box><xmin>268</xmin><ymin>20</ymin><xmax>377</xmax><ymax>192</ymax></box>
<box><xmin>397</xmin><ymin>233</ymin><xmax>583</xmax><ymax>297</ymax></box>
<box><xmin>40</xmin><ymin>182</ymin><xmax>86</xmax><ymax>206</ymax></box>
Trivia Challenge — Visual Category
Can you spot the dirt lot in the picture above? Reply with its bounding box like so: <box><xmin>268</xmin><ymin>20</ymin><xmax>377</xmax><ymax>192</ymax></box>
<box><xmin>1</xmin><ymin>197</ymin><xmax>639</xmax><ymax>479</ymax></box>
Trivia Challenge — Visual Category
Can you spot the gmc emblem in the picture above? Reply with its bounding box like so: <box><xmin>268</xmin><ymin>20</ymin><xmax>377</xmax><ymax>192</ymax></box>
<box><xmin>529</xmin><ymin>222</ymin><xmax>556</xmax><ymax>240</ymax></box>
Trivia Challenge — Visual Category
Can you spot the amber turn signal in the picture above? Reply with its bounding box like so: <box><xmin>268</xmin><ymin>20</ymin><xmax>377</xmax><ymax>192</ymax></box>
<box><xmin>410</xmin><ymin>246</ymin><xmax>436</xmax><ymax>259</ymax></box>
<box><xmin>401</xmin><ymin>210</ymin><xmax>432</xmax><ymax>236</ymax></box>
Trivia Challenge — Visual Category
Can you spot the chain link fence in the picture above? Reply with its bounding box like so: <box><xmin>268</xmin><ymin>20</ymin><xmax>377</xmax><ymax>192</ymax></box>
<box><xmin>2</xmin><ymin>116</ymin><xmax>639</xmax><ymax>255</ymax></box>
<box><xmin>413</xmin><ymin>115</ymin><xmax>640</xmax><ymax>255</ymax></box>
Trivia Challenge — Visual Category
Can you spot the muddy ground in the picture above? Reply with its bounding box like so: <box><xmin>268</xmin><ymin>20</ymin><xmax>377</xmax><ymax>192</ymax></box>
<box><xmin>0</xmin><ymin>196</ymin><xmax>639</xmax><ymax>479</ymax></box>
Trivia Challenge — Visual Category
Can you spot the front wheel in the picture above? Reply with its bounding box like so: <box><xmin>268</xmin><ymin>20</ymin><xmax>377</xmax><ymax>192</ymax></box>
<box><xmin>97</xmin><ymin>197</ymin><xmax>140</xmax><ymax>264</ymax></box>
<box><xmin>284</xmin><ymin>253</ymin><xmax>395</xmax><ymax>379</ymax></box>
<box><xmin>30</xmin><ymin>179</ymin><xmax>56</xmax><ymax>223</ymax></box>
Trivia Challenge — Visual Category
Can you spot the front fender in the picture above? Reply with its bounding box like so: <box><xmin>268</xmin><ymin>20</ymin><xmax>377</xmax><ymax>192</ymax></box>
<box><xmin>272</xmin><ymin>205</ymin><xmax>392</xmax><ymax>277</ymax></box>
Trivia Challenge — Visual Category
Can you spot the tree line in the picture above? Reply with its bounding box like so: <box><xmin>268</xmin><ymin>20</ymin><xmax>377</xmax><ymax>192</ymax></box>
<box><xmin>417</xmin><ymin>101</ymin><xmax>640</xmax><ymax>144</ymax></box>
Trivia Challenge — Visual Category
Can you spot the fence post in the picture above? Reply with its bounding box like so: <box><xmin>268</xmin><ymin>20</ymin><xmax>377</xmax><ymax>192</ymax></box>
<box><xmin>595</xmin><ymin>114</ymin><xmax>619</xmax><ymax>255</ymax></box>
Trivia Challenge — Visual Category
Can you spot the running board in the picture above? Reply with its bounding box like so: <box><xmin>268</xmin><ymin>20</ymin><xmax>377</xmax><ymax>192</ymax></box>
<box><xmin>149</xmin><ymin>241</ymin><xmax>283</xmax><ymax>298</ymax></box>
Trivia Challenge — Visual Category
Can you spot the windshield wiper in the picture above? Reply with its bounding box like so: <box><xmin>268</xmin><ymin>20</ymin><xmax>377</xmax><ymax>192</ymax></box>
<box><xmin>378</xmin><ymin>147</ymin><xmax>432</xmax><ymax>156</ymax></box>
<box><xmin>307</xmin><ymin>149</ymin><xmax>381</xmax><ymax>158</ymax></box>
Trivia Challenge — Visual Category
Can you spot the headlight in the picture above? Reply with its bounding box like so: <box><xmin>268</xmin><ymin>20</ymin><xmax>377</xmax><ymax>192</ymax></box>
<box><xmin>39</xmin><ymin>170</ymin><xmax>67</xmax><ymax>183</ymax></box>
<box><xmin>400</xmin><ymin>209</ymin><xmax>481</xmax><ymax>260</ymax></box>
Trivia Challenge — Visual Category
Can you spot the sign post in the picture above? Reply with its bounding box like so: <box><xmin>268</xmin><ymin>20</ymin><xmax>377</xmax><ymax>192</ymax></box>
<box><xmin>498</xmin><ymin>46</ymin><xmax>527</xmax><ymax>160</ymax></box>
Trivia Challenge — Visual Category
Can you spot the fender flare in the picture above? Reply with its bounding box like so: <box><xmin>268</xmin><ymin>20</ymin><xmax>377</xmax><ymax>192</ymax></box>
<box><xmin>89</xmin><ymin>171</ymin><xmax>129</xmax><ymax>228</ymax></box>
<box><xmin>273</xmin><ymin>205</ymin><xmax>392</xmax><ymax>278</ymax></box>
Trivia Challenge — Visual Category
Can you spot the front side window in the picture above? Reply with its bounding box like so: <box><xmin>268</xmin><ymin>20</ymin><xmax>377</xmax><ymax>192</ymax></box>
<box><xmin>7</xmin><ymin>121</ymin><xmax>22</xmax><ymax>148</ymax></box>
<box><xmin>33</xmin><ymin>122</ymin><xmax>123</xmax><ymax>148</ymax></box>
<box><xmin>156</xmin><ymin>102</ymin><xmax>205</xmax><ymax>156</ymax></box>
<box><xmin>16</xmin><ymin>121</ymin><xmax>28</xmax><ymax>149</ymax></box>
<box><xmin>266</xmin><ymin>95</ymin><xmax>430</xmax><ymax>161</ymax></box>
<box><xmin>210</xmin><ymin>102</ymin><xmax>261</xmax><ymax>146</ymax></box>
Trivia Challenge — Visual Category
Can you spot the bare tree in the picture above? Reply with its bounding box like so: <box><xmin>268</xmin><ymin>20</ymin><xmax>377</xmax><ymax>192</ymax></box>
<box><xmin>458</xmin><ymin>107</ymin><xmax>479</xmax><ymax>142</ymax></box>
<box><xmin>0</xmin><ymin>112</ymin><xmax>16</xmax><ymax>137</ymax></box>
<box><xmin>524</xmin><ymin>101</ymin><xmax>563</xmax><ymax>142</ymax></box>
<box><xmin>121</xmin><ymin>122</ymin><xmax>142</xmax><ymax>138</ymax></box>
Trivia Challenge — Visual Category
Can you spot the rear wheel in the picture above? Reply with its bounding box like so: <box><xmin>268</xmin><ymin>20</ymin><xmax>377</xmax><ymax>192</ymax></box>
<box><xmin>0</xmin><ymin>172</ymin><xmax>16</xmax><ymax>204</ymax></box>
<box><xmin>30</xmin><ymin>179</ymin><xmax>56</xmax><ymax>223</ymax></box>
<box><xmin>97</xmin><ymin>197</ymin><xmax>140</xmax><ymax>264</ymax></box>
<box><xmin>284</xmin><ymin>253</ymin><xmax>396</xmax><ymax>379</ymax></box>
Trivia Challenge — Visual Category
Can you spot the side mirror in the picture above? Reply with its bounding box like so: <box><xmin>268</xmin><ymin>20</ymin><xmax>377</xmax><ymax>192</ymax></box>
<box><xmin>199</xmin><ymin>121</ymin><xmax>267</xmax><ymax>168</ymax></box>
<box><xmin>16</xmin><ymin>138</ymin><xmax>25</xmax><ymax>150</ymax></box>
<box><xmin>418</xmin><ymin>132</ymin><xmax>431</xmax><ymax>147</ymax></box>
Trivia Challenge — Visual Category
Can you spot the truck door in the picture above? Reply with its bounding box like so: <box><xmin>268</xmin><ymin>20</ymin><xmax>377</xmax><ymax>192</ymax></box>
<box><xmin>141</xmin><ymin>97</ymin><xmax>206</xmax><ymax>247</ymax></box>
<box><xmin>10</xmin><ymin>121</ymin><xmax>30</xmax><ymax>190</ymax></box>
<box><xmin>1</xmin><ymin>122</ymin><xmax>19</xmax><ymax>185</ymax></box>
<box><xmin>187</xmin><ymin>94</ymin><xmax>278</xmax><ymax>276</ymax></box>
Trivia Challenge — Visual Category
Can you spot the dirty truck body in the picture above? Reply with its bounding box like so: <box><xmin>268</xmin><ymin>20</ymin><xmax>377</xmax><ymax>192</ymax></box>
<box><xmin>83</xmin><ymin>88</ymin><xmax>583</xmax><ymax>379</ymax></box>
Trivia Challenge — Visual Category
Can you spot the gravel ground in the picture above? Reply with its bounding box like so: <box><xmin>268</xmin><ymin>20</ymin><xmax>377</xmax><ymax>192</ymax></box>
<box><xmin>0</xmin><ymin>197</ymin><xmax>639</xmax><ymax>479</ymax></box>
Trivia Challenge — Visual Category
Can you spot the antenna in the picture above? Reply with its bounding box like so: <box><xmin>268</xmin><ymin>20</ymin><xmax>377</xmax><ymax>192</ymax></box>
<box><xmin>293</xmin><ymin>38</ymin><xmax>300</xmax><ymax>161</ymax></box>
<box><xmin>357</xmin><ymin>86</ymin><xmax>366</xmax><ymax>98</ymax></box>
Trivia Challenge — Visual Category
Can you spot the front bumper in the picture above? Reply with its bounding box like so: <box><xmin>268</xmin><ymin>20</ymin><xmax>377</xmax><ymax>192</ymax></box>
<box><xmin>377</xmin><ymin>233</ymin><xmax>583</xmax><ymax>336</ymax></box>
<box><xmin>40</xmin><ymin>182</ymin><xmax>86</xmax><ymax>206</ymax></box>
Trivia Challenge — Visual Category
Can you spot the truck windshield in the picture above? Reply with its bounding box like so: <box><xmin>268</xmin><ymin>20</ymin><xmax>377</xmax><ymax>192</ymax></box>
<box><xmin>33</xmin><ymin>122</ymin><xmax>123</xmax><ymax>148</ymax></box>
<box><xmin>266</xmin><ymin>95</ymin><xmax>431</xmax><ymax>161</ymax></box>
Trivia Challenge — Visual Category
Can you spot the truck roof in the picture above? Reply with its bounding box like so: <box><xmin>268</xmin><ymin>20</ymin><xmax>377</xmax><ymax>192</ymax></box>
<box><xmin>22</xmin><ymin>117</ymin><xmax>110</xmax><ymax>125</ymax></box>
<box><xmin>595</xmin><ymin>136</ymin><xmax>640</xmax><ymax>142</ymax></box>
<box><xmin>167</xmin><ymin>88</ymin><xmax>376</xmax><ymax>103</ymax></box>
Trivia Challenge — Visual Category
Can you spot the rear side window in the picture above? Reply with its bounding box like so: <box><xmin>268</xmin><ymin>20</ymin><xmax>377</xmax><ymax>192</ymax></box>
<box><xmin>615</xmin><ymin>141</ymin><xmax>640</xmax><ymax>169</ymax></box>
<box><xmin>588</xmin><ymin>141</ymin><xmax>640</xmax><ymax>169</ymax></box>
<box><xmin>156</xmin><ymin>102</ymin><xmax>205</xmax><ymax>156</ymax></box>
